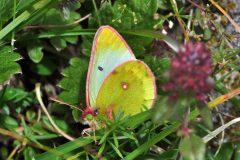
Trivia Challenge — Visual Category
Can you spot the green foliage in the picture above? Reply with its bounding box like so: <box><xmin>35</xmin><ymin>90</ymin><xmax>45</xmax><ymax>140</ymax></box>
<box><xmin>58</xmin><ymin>57</ymin><xmax>88</xmax><ymax>107</ymax></box>
<box><xmin>0</xmin><ymin>46</ymin><xmax>21</xmax><ymax>84</ymax></box>
<box><xmin>0</xmin><ymin>0</ymin><xmax>14</xmax><ymax>24</ymax></box>
<box><xmin>0</xmin><ymin>115</ymin><xmax>18</xmax><ymax>130</ymax></box>
<box><xmin>82</xmin><ymin>0</ymin><xmax>160</xmax><ymax>56</ymax></box>
<box><xmin>41</xmin><ymin>7</ymin><xmax>81</xmax><ymax>51</ymax></box>
<box><xmin>144</xmin><ymin>56</ymin><xmax>170</xmax><ymax>84</ymax></box>
<box><xmin>27</xmin><ymin>44</ymin><xmax>43</xmax><ymax>63</ymax></box>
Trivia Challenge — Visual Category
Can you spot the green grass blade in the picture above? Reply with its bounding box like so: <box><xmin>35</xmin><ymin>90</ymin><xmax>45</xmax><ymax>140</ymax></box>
<box><xmin>18</xmin><ymin>29</ymin><xmax>179</xmax><ymax>52</ymax></box>
<box><xmin>35</xmin><ymin>136</ymin><xmax>98</xmax><ymax>160</ymax></box>
<box><xmin>121</xmin><ymin>29</ymin><xmax>179</xmax><ymax>52</ymax></box>
<box><xmin>124</xmin><ymin>122</ymin><xmax>180</xmax><ymax>160</ymax></box>
<box><xmin>0</xmin><ymin>0</ymin><xmax>54</xmax><ymax>40</ymax></box>
<box><xmin>0</xmin><ymin>11</ymin><xmax>30</xmax><ymax>40</ymax></box>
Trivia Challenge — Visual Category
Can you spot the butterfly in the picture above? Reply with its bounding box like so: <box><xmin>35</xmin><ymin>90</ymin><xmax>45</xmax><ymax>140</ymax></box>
<box><xmin>82</xmin><ymin>25</ymin><xmax>156</xmax><ymax>121</ymax></box>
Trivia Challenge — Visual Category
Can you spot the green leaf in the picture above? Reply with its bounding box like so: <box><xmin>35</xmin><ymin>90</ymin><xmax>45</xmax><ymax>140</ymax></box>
<box><xmin>113</xmin><ymin>132</ymin><xmax>119</xmax><ymax>148</ymax></box>
<box><xmin>28</xmin><ymin>45</ymin><xmax>43</xmax><ymax>63</ymax></box>
<box><xmin>32</xmin><ymin>58</ymin><xmax>56</xmax><ymax>76</ymax></box>
<box><xmin>57</xmin><ymin>57</ymin><xmax>88</xmax><ymax>107</ymax></box>
<box><xmin>179</xmin><ymin>134</ymin><xmax>206</xmax><ymax>160</ymax></box>
<box><xmin>0</xmin><ymin>46</ymin><xmax>21</xmax><ymax>84</ymax></box>
<box><xmin>0</xmin><ymin>0</ymin><xmax>14</xmax><ymax>23</ymax></box>
<box><xmin>156</xmin><ymin>149</ymin><xmax>178</xmax><ymax>160</ymax></box>
<box><xmin>215</xmin><ymin>143</ymin><xmax>234</xmax><ymax>160</ymax></box>
<box><xmin>1</xmin><ymin>87</ymin><xmax>28</xmax><ymax>102</ymax></box>
<box><xmin>50</xmin><ymin>38</ymin><xmax>67</xmax><ymax>51</ymax></box>
<box><xmin>24</xmin><ymin>147</ymin><xmax>36</xmax><ymax>160</ymax></box>
<box><xmin>42</xmin><ymin>116</ymin><xmax>69</xmax><ymax>133</ymax></box>
<box><xmin>98</xmin><ymin>141</ymin><xmax>106</xmax><ymax>156</ymax></box>
<box><xmin>108</xmin><ymin>140</ymin><xmax>123</xmax><ymax>159</ymax></box>
<box><xmin>16</xmin><ymin>0</ymin><xmax>36</xmax><ymax>12</ymax></box>
<box><xmin>0</xmin><ymin>114</ymin><xmax>19</xmax><ymax>130</ymax></box>
<box><xmin>41</xmin><ymin>8</ymin><xmax>81</xmax><ymax>50</ymax></box>
<box><xmin>31</xmin><ymin>134</ymin><xmax>59</xmax><ymax>140</ymax></box>
<box><xmin>72</xmin><ymin>109</ymin><xmax>82</xmax><ymax>122</ymax></box>
<box><xmin>31</xmin><ymin>123</ymin><xmax>52</xmax><ymax>135</ymax></box>
<box><xmin>152</xmin><ymin>98</ymin><xmax>176</xmax><ymax>124</ymax></box>
<box><xmin>203</xmin><ymin>28</ymin><xmax>212</xmax><ymax>40</ymax></box>
<box><xmin>26</xmin><ymin>111</ymin><xmax>36</xmax><ymax>121</ymax></box>
<box><xmin>21</xmin><ymin>117</ymin><xmax>30</xmax><ymax>136</ymax></box>
<box><xmin>234</xmin><ymin>143</ymin><xmax>240</xmax><ymax>160</ymax></box>
<box><xmin>197</xmin><ymin>104</ymin><xmax>213</xmax><ymax>130</ymax></box>
<box><xmin>157</xmin><ymin>0</ymin><xmax>171</xmax><ymax>10</ymax></box>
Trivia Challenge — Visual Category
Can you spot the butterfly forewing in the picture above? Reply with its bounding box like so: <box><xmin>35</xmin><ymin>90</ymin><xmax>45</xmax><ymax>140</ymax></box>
<box><xmin>86</xmin><ymin>26</ymin><xmax>136</xmax><ymax>108</ymax></box>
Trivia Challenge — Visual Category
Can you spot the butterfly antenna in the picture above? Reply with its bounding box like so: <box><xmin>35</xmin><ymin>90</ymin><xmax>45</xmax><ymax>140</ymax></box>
<box><xmin>49</xmin><ymin>97</ymin><xmax>83</xmax><ymax>112</ymax></box>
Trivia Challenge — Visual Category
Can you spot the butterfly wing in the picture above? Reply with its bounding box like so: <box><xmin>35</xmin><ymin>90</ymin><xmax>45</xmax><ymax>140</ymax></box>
<box><xmin>96</xmin><ymin>60</ymin><xmax>156</xmax><ymax>116</ymax></box>
<box><xmin>86</xmin><ymin>26</ymin><xmax>136</xmax><ymax>108</ymax></box>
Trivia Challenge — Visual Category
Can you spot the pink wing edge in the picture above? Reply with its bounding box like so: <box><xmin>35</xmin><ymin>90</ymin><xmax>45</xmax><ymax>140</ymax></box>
<box><xmin>96</xmin><ymin>59</ymin><xmax>157</xmax><ymax>109</ymax></box>
<box><xmin>86</xmin><ymin>25</ymin><xmax>136</xmax><ymax>109</ymax></box>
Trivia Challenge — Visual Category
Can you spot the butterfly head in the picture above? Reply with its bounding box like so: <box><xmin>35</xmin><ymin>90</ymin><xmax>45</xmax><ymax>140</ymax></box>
<box><xmin>82</xmin><ymin>107</ymin><xmax>98</xmax><ymax>121</ymax></box>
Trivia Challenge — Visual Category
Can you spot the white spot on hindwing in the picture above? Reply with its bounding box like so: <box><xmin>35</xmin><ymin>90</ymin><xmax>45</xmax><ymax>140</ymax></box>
<box><xmin>121</xmin><ymin>82</ymin><xmax>129</xmax><ymax>90</ymax></box>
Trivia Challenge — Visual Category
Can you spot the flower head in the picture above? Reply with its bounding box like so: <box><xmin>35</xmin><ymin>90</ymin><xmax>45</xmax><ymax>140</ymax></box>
<box><xmin>162</xmin><ymin>41</ymin><xmax>213</xmax><ymax>102</ymax></box>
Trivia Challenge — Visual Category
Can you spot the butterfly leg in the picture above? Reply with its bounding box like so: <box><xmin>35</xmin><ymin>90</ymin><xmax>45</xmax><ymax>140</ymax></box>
<box><xmin>81</xmin><ymin>128</ymin><xmax>92</xmax><ymax>136</ymax></box>
<box><xmin>106</xmin><ymin>106</ymin><xmax>113</xmax><ymax>120</ymax></box>
<box><xmin>81</xmin><ymin>122</ymin><xmax>97</xmax><ymax>143</ymax></box>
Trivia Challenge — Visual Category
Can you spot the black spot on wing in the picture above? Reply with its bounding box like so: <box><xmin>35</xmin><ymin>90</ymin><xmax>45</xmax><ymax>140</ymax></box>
<box><xmin>98</xmin><ymin>66</ymin><xmax>103</xmax><ymax>71</ymax></box>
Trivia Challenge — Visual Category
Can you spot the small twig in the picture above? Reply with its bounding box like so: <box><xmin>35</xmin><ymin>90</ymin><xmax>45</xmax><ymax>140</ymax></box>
<box><xmin>214</xmin><ymin>108</ymin><xmax>225</xmax><ymax>157</ymax></box>
<box><xmin>209</xmin><ymin>0</ymin><xmax>240</xmax><ymax>33</ymax></box>
<box><xmin>25</xmin><ymin>13</ymin><xmax>91</xmax><ymax>29</ymax></box>
<box><xmin>187</xmin><ymin>0</ymin><xmax>207</xmax><ymax>13</ymax></box>
<box><xmin>37</xmin><ymin>107</ymin><xmax>41</xmax><ymax>122</ymax></box>
<box><xmin>35</xmin><ymin>83</ymin><xmax>75</xmax><ymax>141</ymax></box>
<box><xmin>50</xmin><ymin>97</ymin><xmax>83</xmax><ymax>112</ymax></box>
<box><xmin>170</xmin><ymin>0</ymin><xmax>188</xmax><ymax>40</ymax></box>
<box><xmin>213</xmin><ymin>110</ymin><xmax>235</xmax><ymax>119</ymax></box>
<box><xmin>203</xmin><ymin>117</ymin><xmax>240</xmax><ymax>143</ymax></box>
<box><xmin>185</xmin><ymin>9</ymin><xmax>193</xmax><ymax>44</ymax></box>
<box><xmin>7</xmin><ymin>144</ymin><xmax>21</xmax><ymax>160</ymax></box>
<box><xmin>208</xmin><ymin>88</ymin><xmax>240</xmax><ymax>109</ymax></box>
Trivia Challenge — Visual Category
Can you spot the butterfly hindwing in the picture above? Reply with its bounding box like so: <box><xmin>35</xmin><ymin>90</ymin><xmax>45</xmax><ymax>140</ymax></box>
<box><xmin>96</xmin><ymin>60</ymin><xmax>156</xmax><ymax>116</ymax></box>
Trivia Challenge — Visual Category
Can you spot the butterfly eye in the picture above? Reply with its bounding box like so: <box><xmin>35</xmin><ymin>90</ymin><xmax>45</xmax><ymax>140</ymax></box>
<box><xmin>98</xmin><ymin>66</ymin><xmax>103</xmax><ymax>71</ymax></box>
<box><xmin>94</xmin><ymin>109</ymin><xmax>98</xmax><ymax>115</ymax></box>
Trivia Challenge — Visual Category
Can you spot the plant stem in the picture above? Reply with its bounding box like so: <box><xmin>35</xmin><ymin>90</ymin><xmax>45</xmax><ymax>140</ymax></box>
<box><xmin>92</xmin><ymin>0</ymin><xmax>101</xmax><ymax>26</ymax></box>
<box><xmin>35</xmin><ymin>83</ymin><xmax>75</xmax><ymax>141</ymax></box>
<box><xmin>11</xmin><ymin>0</ymin><xmax>17</xmax><ymax>47</ymax></box>
<box><xmin>0</xmin><ymin>128</ymin><xmax>51</xmax><ymax>151</ymax></box>
<box><xmin>7</xmin><ymin>144</ymin><xmax>21</xmax><ymax>160</ymax></box>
